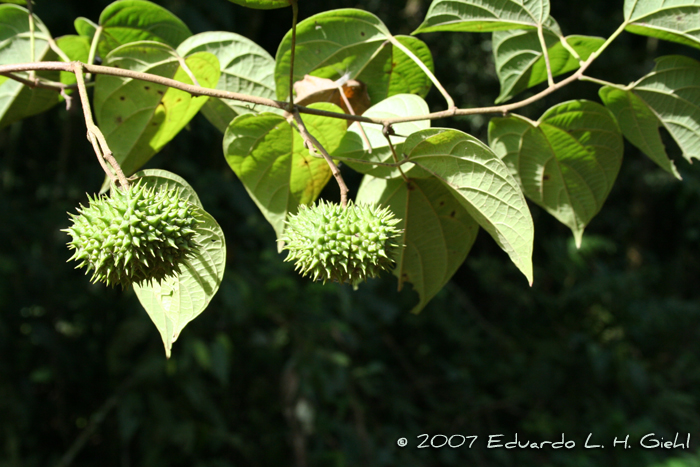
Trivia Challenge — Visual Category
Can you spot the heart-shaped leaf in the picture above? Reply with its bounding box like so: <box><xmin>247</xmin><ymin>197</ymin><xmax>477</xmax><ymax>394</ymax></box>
<box><xmin>413</xmin><ymin>0</ymin><xmax>560</xmax><ymax>35</ymax></box>
<box><xmin>275</xmin><ymin>9</ymin><xmax>434</xmax><ymax>105</ymax></box>
<box><xmin>599</xmin><ymin>86</ymin><xmax>680</xmax><ymax>179</ymax></box>
<box><xmin>332</xmin><ymin>94</ymin><xmax>430</xmax><ymax>179</ymax></box>
<box><xmin>133</xmin><ymin>172</ymin><xmax>225</xmax><ymax>358</ymax></box>
<box><xmin>629</xmin><ymin>55</ymin><xmax>700</xmax><ymax>163</ymax></box>
<box><xmin>222</xmin><ymin>103</ymin><xmax>346</xmax><ymax>244</ymax></box>
<box><xmin>177</xmin><ymin>31</ymin><xmax>278</xmax><ymax>133</ymax></box>
<box><xmin>407</xmin><ymin>128</ymin><xmax>534</xmax><ymax>284</ymax></box>
<box><xmin>94</xmin><ymin>41</ymin><xmax>220</xmax><ymax>178</ymax></box>
<box><xmin>357</xmin><ymin>175</ymin><xmax>479</xmax><ymax>313</ymax></box>
<box><xmin>226</xmin><ymin>0</ymin><xmax>291</xmax><ymax>9</ymax></box>
<box><xmin>94</xmin><ymin>0</ymin><xmax>192</xmax><ymax>58</ymax></box>
<box><xmin>493</xmin><ymin>30</ymin><xmax>604</xmax><ymax>103</ymax></box>
<box><xmin>624</xmin><ymin>0</ymin><xmax>700</xmax><ymax>50</ymax></box>
<box><xmin>0</xmin><ymin>4</ymin><xmax>61</xmax><ymax>128</ymax></box>
<box><xmin>489</xmin><ymin>100</ymin><xmax>623</xmax><ymax>247</ymax></box>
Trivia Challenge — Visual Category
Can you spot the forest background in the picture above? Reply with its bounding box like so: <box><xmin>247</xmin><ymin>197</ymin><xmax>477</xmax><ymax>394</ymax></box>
<box><xmin>1</xmin><ymin>0</ymin><xmax>700</xmax><ymax>466</ymax></box>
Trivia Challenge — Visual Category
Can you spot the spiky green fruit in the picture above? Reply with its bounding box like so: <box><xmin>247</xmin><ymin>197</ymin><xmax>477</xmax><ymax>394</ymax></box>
<box><xmin>63</xmin><ymin>180</ymin><xmax>200</xmax><ymax>288</ymax></box>
<box><xmin>280</xmin><ymin>200</ymin><xmax>403</xmax><ymax>286</ymax></box>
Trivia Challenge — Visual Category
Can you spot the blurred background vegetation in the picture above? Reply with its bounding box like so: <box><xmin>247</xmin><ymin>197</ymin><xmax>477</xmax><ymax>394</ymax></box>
<box><xmin>2</xmin><ymin>0</ymin><xmax>700</xmax><ymax>465</ymax></box>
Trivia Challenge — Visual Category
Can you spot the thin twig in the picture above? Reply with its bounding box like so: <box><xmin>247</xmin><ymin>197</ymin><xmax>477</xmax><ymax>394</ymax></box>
<box><xmin>558</xmin><ymin>35</ymin><xmax>583</xmax><ymax>64</ymax></box>
<box><xmin>288</xmin><ymin>0</ymin><xmax>299</xmax><ymax>111</ymax></box>
<box><xmin>382</xmin><ymin>124</ymin><xmax>409</xmax><ymax>182</ymax></box>
<box><xmin>292</xmin><ymin>109</ymin><xmax>348</xmax><ymax>207</ymax></box>
<box><xmin>72</xmin><ymin>62</ymin><xmax>129</xmax><ymax>189</ymax></box>
<box><xmin>85</xmin><ymin>26</ymin><xmax>102</xmax><ymax>81</ymax></box>
<box><xmin>335</xmin><ymin>81</ymin><xmax>372</xmax><ymax>152</ymax></box>
<box><xmin>537</xmin><ymin>24</ymin><xmax>554</xmax><ymax>87</ymax></box>
<box><xmin>387</xmin><ymin>35</ymin><xmax>455</xmax><ymax>110</ymax></box>
<box><xmin>26</xmin><ymin>0</ymin><xmax>35</xmax><ymax>81</ymax></box>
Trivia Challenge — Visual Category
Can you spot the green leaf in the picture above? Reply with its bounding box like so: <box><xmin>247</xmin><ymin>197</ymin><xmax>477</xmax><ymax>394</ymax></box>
<box><xmin>96</xmin><ymin>0</ymin><xmax>192</xmax><ymax>58</ymax></box>
<box><xmin>357</xmin><ymin>175</ymin><xmax>479</xmax><ymax>313</ymax></box>
<box><xmin>493</xmin><ymin>30</ymin><xmax>604</xmax><ymax>103</ymax></box>
<box><xmin>177</xmin><ymin>31</ymin><xmax>278</xmax><ymax>133</ymax></box>
<box><xmin>0</xmin><ymin>5</ymin><xmax>62</xmax><ymax>128</ymax></box>
<box><xmin>630</xmin><ymin>55</ymin><xmax>700</xmax><ymax>163</ymax></box>
<box><xmin>222</xmin><ymin>103</ymin><xmax>346</xmax><ymax>244</ymax></box>
<box><xmin>94</xmin><ymin>42</ymin><xmax>220</xmax><ymax>178</ymax></box>
<box><xmin>624</xmin><ymin>0</ymin><xmax>700</xmax><ymax>49</ymax></box>
<box><xmin>407</xmin><ymin>128</ymin><xmax>534</xmax><ymax>283</ymax></box>
<box><xmin>275</xmin><ymin>9</ymin><xmax>434</xmax><ymax>105</ymax></box>
<box><xmin>486</xmin><ymin>114</ymin><xmax>531</xmax><ymax>182</ymax></box>
<box><xmin>133</xmin><ymin>173</ymin><xmax>226</xmax><ymax>358</ymax></box>
<box><xmin>55</xmin><ymin>35</ymin><xmax>90</xmax><ymax>86</ymax></box>
<box><xmin>489</xmin><ymin>100</ymin><xmax>623</xmax><ymax>247</ymax></box>
<box><xmin>74</xmin><ymin>16</ymin><xmax>97</xmax><ymax>39</ymax></box>
<box><xmin>129</xmin><ymin>168</ymin><xmax>203</xmax><ymax>207</ymax></box>
<box><xmin>332</xmin><ymin>94</ymin><xmax>430</xmax><ymax>179</ymax></box>
<box><xmin>413</xmin><ymin>0</ymin><xmax>561</xmax><ymax>35</ymax></box>
<box><xmin>226</xmin><ymin>0</ymin><xmax>291</xmax><ymax>9</ymax></box>
<box><xmin>599</xmin><ymin>86</ymin><xmax>680</xmax><ymax>179</ymax></box>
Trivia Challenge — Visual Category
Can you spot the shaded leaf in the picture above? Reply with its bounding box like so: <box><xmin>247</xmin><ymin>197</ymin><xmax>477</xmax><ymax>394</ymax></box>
<box><xmin>74</xmin><ymin>16</ymin><xmax>97</xmax><ymax>39</ymax></box>
<box><xmin>177</xmin><ymin>31</ymin><xmax>278</xmax><ymax>133</ymax></box>
<box><xmin>134</xmin><ymin>193</ymin><xmax>226</xmax><ymax>358</ymax></box>
<box><xmin>94</xmin><ymin>42</ymin><xmax>220</xmax><ymax>179</ymax></box>
<box><xmin>413</xmin><ymin>0</ymin><xmax>560</xmax><ymax>34</ymax></box>
<box><xmin>226</xmin><ymin>0</ymin><xmax>291</xmax><ymax>9</ymax></box>
<box><xmin>55</xmin><ymin>35</ymin><xmax>90</xmax><ymax>86</ymax></box>
<box><xmin>599</xmin><ymin>86</ymin><xmax>680</xmax><ymax>179</ymax></box>
<box><xmin>630</xmin><ymin>55</ymin><xmax>700</xmax><ymax>163</ymax></box>
<box><xmin>493</xmin><ymin>30</ymin><xmax>604</xmax><ymax>103</ymax></box>
<box><xmin>407</xmin><ymin>128</ymin><xmax>534</xmax><ymax>283</ymax></box>
<box><xmin>96</xmin><ymin>0</ymin><xmax>192</xmax><ymax>58</ymax></box>
<box><xmin>222</xmin><ymin>103</ymin><xmax>346</xmax><ymax>243</ymax></box>
<box><xmin>489</xmin><ymin>100</ymin><xmax>623</xmax><ymax>247</ymax></box>
<box><xmin>357</xmin><ymin>175</ymin><xmax>479</xmax><ymax>313</ymax></box>
<box><xmin>0</xmin><ymin>5</ymin><xmax>61</xmax><ymax>128</ymax></box>
<box><xmin>275</xmin><ymin>9</ymin><xmax>434</xmax><ymax>105</ymax></box>
<box><xmin>332</xmin><ymin>94</ymin><xmax>430</xmax><ymax>179</ymax></box>
<box><xmin>129</xmin><ymin>168</ymin><xmax>203</xmax><ymax>207</ymax></box>
<box><xmin>624</xmin><ymin>0</ymin><xmax>700</xmax><ymax>50</ymax></box>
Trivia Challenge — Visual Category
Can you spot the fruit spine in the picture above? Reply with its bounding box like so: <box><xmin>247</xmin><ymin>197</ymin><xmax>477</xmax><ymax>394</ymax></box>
<box><xmin>280</xmin><ymin>200</ymin><xmax>403</xmax><ymax>286</ymax></box>
<box><xmin>63</xmin><ymin>180</ymin><xmax>200</xmax><ymax>288</ymax></box>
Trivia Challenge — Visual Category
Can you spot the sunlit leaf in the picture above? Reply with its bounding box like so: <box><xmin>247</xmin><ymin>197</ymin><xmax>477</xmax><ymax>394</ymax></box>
<box><xmin>407</xmin><ymin>128</ymin><xmax>534</xmax><ymax>283</ymax></box>
<box><xmin>599</xmin><ymin>86</ymin><xmax>680</xmax><ymax>179</ymax></box>
<box><xmin>94</xmin><ymin>42</ymin><xmax>220</xmax><ymax>179</ymax></box>
<box><xmin>357</xmin><ymin>175</ymin><xmax>479</xmax><ymax>313</ymax></box>
<box><xmin>630</xmin><ymin>55</ymin><xmax>700</xmax><ymax>163</ymax></box>
<box><xmin>413</xmin><ymin>0</ymin><xmax>560</xmax><ymax>35</ymax></box>
<box><xmin>624</xmin><ymin>0</ymin><xmax>700</xmax><ymax>49</ymax></box>
<box><xmin>0</xmin><ymin>4</ymin><xmax>61</xmax><ymax>128</ymax></box>
<box><xmin>222</xmin><ymin>103</ymin><xmax>346</xmax><ymax>244</ymax></box>
<box><xmin>332</xmin><ymin>94</ymin><xmax>430</xmax><ymax>179</ymax></box>
<box><xmin>275</xmin><ymin>9</ymin><xmax>434</xmax><ymax>105</ymax></box>
<box><xmin>95</xmin><ymin>0</ymin><xmax>192</xmax><ymax>58</ymax></box>
<box><xmin>489</xmin><ymin>100</ymin><xmax>623</xmax><ymax>247</ymax></box>
<box><xmin>177</xmin><ymin>31</ymin><xmax>278</xmax><ymax>133</ymax></box>
<box><xmin>493</xmin><ymin>30</ymin><xmax>603</xmax><ymax>103</ymax></box>
<box><xmin>133</xmin><ymin>172</ymin><xmax>225</xmax><ymax>358</ymax></box>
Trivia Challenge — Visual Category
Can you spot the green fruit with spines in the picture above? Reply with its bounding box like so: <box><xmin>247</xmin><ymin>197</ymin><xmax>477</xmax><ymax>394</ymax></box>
<box><xmin>280</xmin><ymin>200</ymin><xmax>403</xmax><ymax>286</ymax></box>
<box><xmin>63</xmin><ymin>179</ymin><xmax>201</xmax><ymax>288</ymax></box>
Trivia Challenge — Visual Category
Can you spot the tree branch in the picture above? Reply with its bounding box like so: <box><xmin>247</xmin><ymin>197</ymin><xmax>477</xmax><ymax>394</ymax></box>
<box><xmin>291</xmin><ymin>109</ymin><xmax>348</xmax><ymax>207</ymax></box>
<box><xmin>72</xmin><ymin>62</ymin><xmax>129</xmax><ymax>189</ymax></box>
